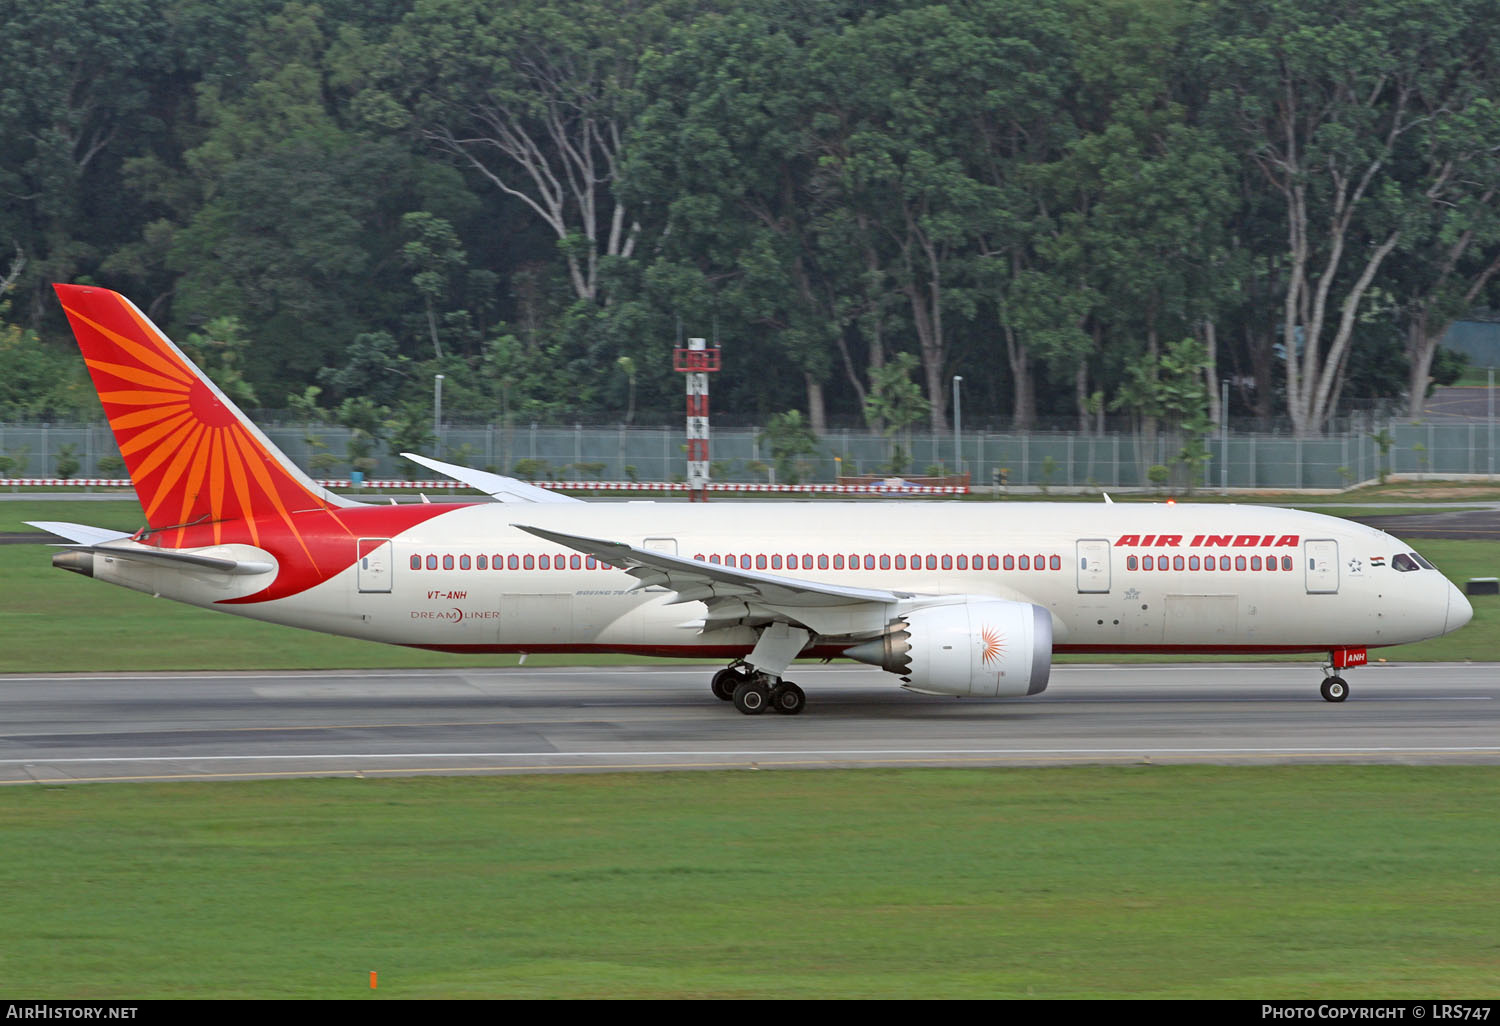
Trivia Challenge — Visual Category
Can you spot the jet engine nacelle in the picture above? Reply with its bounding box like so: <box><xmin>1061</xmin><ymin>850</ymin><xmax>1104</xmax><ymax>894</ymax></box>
<box><xmin>844</xmin><ymin>598</ymin><xmax>1052</xmax><ymax>697</ymax></box>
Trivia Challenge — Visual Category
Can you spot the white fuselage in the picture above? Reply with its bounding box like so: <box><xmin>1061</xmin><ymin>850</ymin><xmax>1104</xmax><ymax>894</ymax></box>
<box><xmin>93</xmin><ymin>501</ymin><xmax>1470</xmax><ymax>659</ymax></box>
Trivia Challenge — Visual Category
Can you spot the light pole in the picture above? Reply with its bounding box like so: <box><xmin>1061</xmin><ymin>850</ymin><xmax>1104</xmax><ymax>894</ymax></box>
<box><xmin>434</xmin><ymin>374</ymin><xmax>444</xmax><ymax>456</ymax></box>
<box><xmin>952</xmin><ymin>375</ymin><xmax>963</xmax><ymax>479</ymax></box>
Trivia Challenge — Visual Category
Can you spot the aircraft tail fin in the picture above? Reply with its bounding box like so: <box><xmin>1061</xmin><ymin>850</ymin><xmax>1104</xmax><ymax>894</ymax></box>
<box><xmin>53</xmin><ymin>284</ymin><xmax>359</xmax><ymax>533</ymax></box>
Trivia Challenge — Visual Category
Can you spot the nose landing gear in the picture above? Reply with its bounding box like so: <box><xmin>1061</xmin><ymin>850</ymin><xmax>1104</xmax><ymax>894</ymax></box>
<box><xmin>1320</xmin><ymin>675</ymin><xmax>1349</xmax><ymax>703</ymax></box>
<box><xmin>1320</xmin><ymin>647</ymin><xmax>1365</xmax><ymax>703</ymax></box>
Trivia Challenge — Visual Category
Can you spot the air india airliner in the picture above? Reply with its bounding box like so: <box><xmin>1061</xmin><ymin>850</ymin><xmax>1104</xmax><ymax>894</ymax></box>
<box><xmin>33</xmin><ymin>284</ymin><xmax>1473</xmax><ymax>714</ymax></box>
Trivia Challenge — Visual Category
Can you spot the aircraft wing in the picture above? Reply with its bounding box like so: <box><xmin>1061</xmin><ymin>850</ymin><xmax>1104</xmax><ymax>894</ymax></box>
<box><xmin>513</xmin><ymin>523</ymin><xmax>913</xmax><ymax>634</ymax></box>
<box><xmin>402</xmin><ymin>453</ymin><xmax>584</xmax><ymax>504</ymax></box>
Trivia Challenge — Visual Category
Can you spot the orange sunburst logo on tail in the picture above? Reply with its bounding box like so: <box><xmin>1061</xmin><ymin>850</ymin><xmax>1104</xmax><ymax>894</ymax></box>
<box><xmin>54</xmin><ymin>284</ymin><xmax>347</xmax><ymax>550</ymax></box>
<box><xmin>980</xmin><ymin>626</ymin><xmax>1006</xmax><ymax>665</ymax></box>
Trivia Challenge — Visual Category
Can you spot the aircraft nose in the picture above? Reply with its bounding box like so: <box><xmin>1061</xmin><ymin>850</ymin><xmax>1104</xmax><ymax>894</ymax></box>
<box><xmin>1446</xmin><ymin>580</ymin><xmax>1474</xmax><ymax>635</ymax></box>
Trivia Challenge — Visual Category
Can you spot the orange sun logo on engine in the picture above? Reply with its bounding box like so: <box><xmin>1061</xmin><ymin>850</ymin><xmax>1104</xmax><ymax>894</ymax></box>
<box><xmin>980</xmin><ymin>626</ymin><xmax>1006</xmax><ymax>665</ymax></box>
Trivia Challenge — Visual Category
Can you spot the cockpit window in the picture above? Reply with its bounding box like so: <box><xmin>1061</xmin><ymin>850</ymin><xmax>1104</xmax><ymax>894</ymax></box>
<box><xmin>1392</xmin><ymin>553</ymin><xmax>1420</xmax><ymax>572</ymax></box>
<box><xmin>1410</xmin><ymin>552</ymin><xmax>1435</xmax><ymax>570</ymax></box>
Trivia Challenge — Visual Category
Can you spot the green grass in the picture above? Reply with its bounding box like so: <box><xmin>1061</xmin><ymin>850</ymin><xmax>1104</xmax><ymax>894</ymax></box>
<box><xmin>0</xmin><ymin>767</ymin><xmax>1495</xmax><ymax>998</ymax></box>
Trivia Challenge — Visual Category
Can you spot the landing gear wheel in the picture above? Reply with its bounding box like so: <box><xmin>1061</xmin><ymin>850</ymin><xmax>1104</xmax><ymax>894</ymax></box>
<box><xmin>1321</xmin><ymin>676</ymin><xmax>1349</xmax><ymax>703</ymax></box>
<box><xmin>733</xmin><ymin>679</ymin><xmax>770</xmax><ymax>715</ymax></box>
<box><xmin>770</xmin><ymin>681</ymin><xmax>806</xmax><ymax>716</ymax></box>
<box><xmin>711</xmin><ymin>667</ymin><xmax>748</xmax><ymax>702</ymax></box>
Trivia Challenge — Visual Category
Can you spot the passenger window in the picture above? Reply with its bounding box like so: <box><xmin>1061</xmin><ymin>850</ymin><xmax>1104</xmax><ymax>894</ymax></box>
<box><xmin>770</xmin><ymin>555</ymin><xmax>782</xmax><ymax>570</ymax></box>
<box><xmin>1221</xmin><ymin>556</ymin><xmax>1232</xmax><ymax>570</ymax></box>
<box><xmin>524</xmin><ymin>555</ymin><xmax>535</xmax><ymax>570</ymax></box>
<box><xmin>410</xmin><ymin>555</ymin><xmax>421</xmax><ymax>570</ymax></box>
<box><xmin>956</xmin><ymin>555</ymin><xmax>967</xmax><ymax>570</ymax></box>
<box><xmin>1126</xmin><ymin>555</ymin><xmax>1137</xmax><ymax>570</ymax></box>
<box><xmin>880</xmin><ymin>555</ymin><xmax>891</xmax><ymax>569</ymax></box>
<box><xmin>1019</xmin><ymin>555</ymin><xmax>1030</xmax><ymax>570</ymax></box>
<box><xmin>443</xmin><ymin>555</ymin><xmax>454</xmax><ymax>570</ymax></box>
<box><xmin>1143</xmin><ymin>555</ymin><xmax>1153</xmax><ymax>570</ymax></box>
<box><xmin>1188</xmin><ymin>555</ymin><xmax>1199</xmax><ymax>570</ymax></box>
<box><xmin>1173</xmin><ymin>555</ymin><xmax>1184</xmax><ymax>570</ymax></box>
<box><xmin>926</xmin><ymin>555</ymin><xmax>937</xmax><ymax>570</ymax></box>
<box><xmin>833</xmin><ymin>555</ymin><xmax>844</xmax><ymax>569</ymax></box>
<box><xmin>539</xmin><ymin>555</ymin><xmax>550</xmax><ymax>569</ymax></box>
<box><xmin>756</xmin><ymin>555</ymin><xmax>767</xmax><ymax>569</ymax></box>
<box><xmin>895</xmin><ymin>555</ymin><xmax>906</xmax><ymax>569</ymax></box>
<box><xmin>1250</xmin><ymin>556</ymin><xmax>1261</xmax><ymax>570</ymax></box>
<box><xmin>988</xmin><ymin>555</ymin><xmax>999</xmax><ymax>570</ymax></box>
<box><xmin>864</xmin><ymin>554</ymin><xmax>876</xmax><ymax>570</ymax></box>
<box><xmin>1281</xmin><ymin>555</ymin><xmax>1292</xmax><ymax>570</ymax></box>
<box><xmin>1393</xmin><ymin>553</ymin><xmax>1420</xmax><ymax>572</ymax></box>
<box><xmin>818</xmin><ymin>555</ymin><xmax>829</xmax><ymax>569</ymax></box>
<box><xmin>1235</xmin><ymin>556</ymin><xmax>1246</xmax><ymax>571</ymax></box>
<box><xmin>426</xmin><ymin>555</ymin><xmax>438</xmax><ymax>570</ymax></box>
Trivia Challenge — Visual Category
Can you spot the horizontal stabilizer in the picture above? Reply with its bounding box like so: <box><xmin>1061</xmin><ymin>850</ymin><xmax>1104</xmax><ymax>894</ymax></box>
<box><xmin>50</xmin><ymin>537</ymin><xmax>275</xmax><ymax>576</ymax></box>
<box><xmin>26</xmin><ymin>520</ymin><xmax>133</xmax><ymax>546</ymax></box>
<box><xmin>402</xmin><ymin>452</ymin><xmax>584</xmax><ymax>504</ymax></box>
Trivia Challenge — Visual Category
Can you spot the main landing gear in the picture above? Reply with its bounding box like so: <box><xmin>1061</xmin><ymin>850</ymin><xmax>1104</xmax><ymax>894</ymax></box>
<box><xmin>710</xmin><ymin>664</ymin><xmax>806</xmax><ymax>715</ymax></box>
<box><xmin>713</xmin><ymin>622</ymin><xmax>814</xmax><ymax>716</ymax></box>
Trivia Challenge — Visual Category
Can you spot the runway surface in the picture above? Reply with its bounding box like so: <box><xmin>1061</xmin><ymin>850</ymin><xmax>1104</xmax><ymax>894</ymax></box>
<box><xmin>2</xmin><ymin>662</ymin><xmax>1497</xmax><ymax>784</ymax></box>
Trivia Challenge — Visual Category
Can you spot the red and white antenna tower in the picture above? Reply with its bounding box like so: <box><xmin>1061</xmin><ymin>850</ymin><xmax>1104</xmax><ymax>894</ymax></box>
<box><xmin>673</xmin><ymin>336</ymin><xmax>721</xmax><ymax>502</ymax></box>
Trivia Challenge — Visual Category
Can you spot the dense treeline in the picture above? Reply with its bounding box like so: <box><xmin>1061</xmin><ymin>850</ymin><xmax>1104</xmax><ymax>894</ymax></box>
<box><xmin>2</xmin><ymin>0</ymin><xmax>1497</xmax><ymax>437</ymax></box>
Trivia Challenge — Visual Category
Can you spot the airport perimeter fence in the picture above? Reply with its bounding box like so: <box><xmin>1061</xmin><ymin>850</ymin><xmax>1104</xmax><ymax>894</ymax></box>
<box><xmin>2</xmin><ymin>419</ymin><xmax>1498</xmax><ymax>491</ymax></box>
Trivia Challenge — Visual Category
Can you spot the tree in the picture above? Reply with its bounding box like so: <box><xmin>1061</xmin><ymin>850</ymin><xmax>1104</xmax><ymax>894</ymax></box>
<box><xmin>401</xmin><ymin>211</ymin><xmax>467</xmax><ymax>360</ymax></box>
<box><xmin>1112</xmin><ymin>336</ymin><xmax>1214</xmax><ymax>491</ymax></box>
<box><xmin>365</xmin><ymin>0</ymin><xmax>683</xmax><ymax>305</ymax></box>
<box><xmin>762</xmin><ymin>409</ymin><xmax>820</xmax><ymax>485</ymax></box>
<box><xmin>0</xmin><ymin>0</ymin><xmax>169</xmax><ymax>322</ymax></box>
<box><xmin>862</xmin><ymin>352</ymin><xmax>931</xmax><ymax>475</ymax></box>
<box><xmin>1206</xmin><ymin>0</ymin><xmax>1500</xmax><ymax>433</ymax></box>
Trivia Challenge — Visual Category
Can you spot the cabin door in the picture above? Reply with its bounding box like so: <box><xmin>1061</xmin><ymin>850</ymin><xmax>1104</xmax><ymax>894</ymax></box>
<box><xmin>1076</xmin><ymin>539</ymin><xmax>1111</xmax><ymax>593</ymax></box>
<box><xmin>1304</xmin><ymin>539</ymin><xmax>1339</xmax><ymax>594</ymax></box>
<box><xmin>357</xmin><ymin>538</ymin><xmax>393</xmax><ymax>593</ymax></box>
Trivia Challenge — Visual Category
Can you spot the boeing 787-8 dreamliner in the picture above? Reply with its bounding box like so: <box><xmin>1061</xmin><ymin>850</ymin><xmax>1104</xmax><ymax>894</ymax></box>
<box><xmin>34</xmin><ymin>284</ymin><xmax>1473</xmax><ymax>714</ymax></box>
